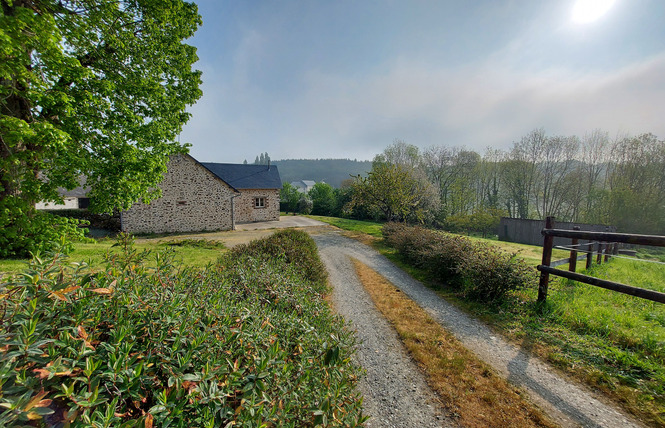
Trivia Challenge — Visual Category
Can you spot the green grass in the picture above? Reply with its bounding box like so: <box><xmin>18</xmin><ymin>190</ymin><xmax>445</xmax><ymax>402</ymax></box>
<box><xmin>306</xmin><ymin>215</ymin><xmax>384</xmax><ymax>237</ymax></box>
<box><xmin>0</xmin><ymin>237</ymin><xmax>225</xmax><ymax>277</ymax></box>
<box><xmin>467</xmin><ymin>235</ymin><xmax>570</xmax><ymax>266</ymax></box>
<box><xmin>386</xmin><ymin>245</ymin><xmax>665</xmax><ymax>425</ymax></box>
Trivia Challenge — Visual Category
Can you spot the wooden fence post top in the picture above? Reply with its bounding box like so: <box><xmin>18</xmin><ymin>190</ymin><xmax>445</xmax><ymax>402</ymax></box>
<box><xmin>542</xmin><ymin>216</ymin><xmax>555</xmax><ymax>234</ymax></box>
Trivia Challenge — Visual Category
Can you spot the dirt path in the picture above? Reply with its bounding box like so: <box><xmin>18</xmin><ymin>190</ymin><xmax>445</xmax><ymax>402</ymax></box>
<box><xmin>312</xmin><ymin>230</ymin><xmax>644</xmax><ymax>428</ymax></box>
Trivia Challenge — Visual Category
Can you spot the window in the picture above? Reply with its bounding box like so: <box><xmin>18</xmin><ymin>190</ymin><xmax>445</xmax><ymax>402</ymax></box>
<box><xmin>78</xmin><ymin>198</ymin><xmax>90</xmax><ymax>209</ymax></box>
<box><xmin>254</xmin><ymin>197</ymin><xmax>265</xmax><ymax>208</ymax></box>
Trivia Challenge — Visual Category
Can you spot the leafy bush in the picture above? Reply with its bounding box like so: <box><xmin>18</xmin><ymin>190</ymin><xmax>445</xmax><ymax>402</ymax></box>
<box><xmin>383</xmin><ymin>222</ymin><xmax>536</xmax><ymax>301</ymax></box>
<box><xmin>298</xmin><ymin>196</ymin><xmax>313</xmax><ymax>215</ymax></box>
<box><xmin>48</xmin><ymin>209</ymin><xmax>121</xmax><ymax>232</ymax></box>
<box><xmin>0</xmin><ymin>198</ymin><xmax>88</xmax><ymax>258</ymax></box>
<box><xmin>232</xmin><ymin>228</ymin><xmax>328</xmax><ymax>287</ymax></box>
<box><xmin>0</xmin><ymin>231</ymin><xmax>365</xmax><ymax>426</ymax></box>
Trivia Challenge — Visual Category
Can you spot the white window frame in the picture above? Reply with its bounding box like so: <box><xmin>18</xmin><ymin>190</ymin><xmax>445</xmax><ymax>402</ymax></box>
<box><xmin>254</xmin><ymin>197</ymin><xmax>266</xmax><ymax>208</ymax></box>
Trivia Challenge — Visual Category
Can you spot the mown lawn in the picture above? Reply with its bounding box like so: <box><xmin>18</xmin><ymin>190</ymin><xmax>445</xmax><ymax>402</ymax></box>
<box><xmin>310</xmin><ymin>215</ymin><xmax>665</xmax><ymax>426</ymax></box>
<box><xmin>0</xmin><ymin>237</ymin><xmax>225</xmax><ymax>277</ymax></box>
<box><xmin>305</xmin><ymin>215</ymin><xmax>384</xmax><ymax>237</ymax></box>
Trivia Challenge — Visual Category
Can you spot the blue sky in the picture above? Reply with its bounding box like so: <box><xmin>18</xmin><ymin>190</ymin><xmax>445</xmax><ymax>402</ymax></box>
<box><xmin>180</xmin><ymin>0</ymin><xmax>665</xmax><ymax>163</ymax></box>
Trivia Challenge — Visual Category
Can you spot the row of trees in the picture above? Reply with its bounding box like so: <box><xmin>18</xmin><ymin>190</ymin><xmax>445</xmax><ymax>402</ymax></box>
<box><xmin>280</xmin><ymin>181</ymin><xmax>352</xmax><ymax>218</ymax></box>
<box><xmin>344</xmin><ymin>131</ymin><xmax>664</xmax><ymax>235</ymax></box>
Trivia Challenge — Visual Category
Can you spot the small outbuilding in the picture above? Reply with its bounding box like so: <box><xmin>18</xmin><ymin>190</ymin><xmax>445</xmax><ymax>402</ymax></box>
<box><xmin>121</xmin><ymin>154</ymin><xmax>281</xmax><ymax>234</ymax></box>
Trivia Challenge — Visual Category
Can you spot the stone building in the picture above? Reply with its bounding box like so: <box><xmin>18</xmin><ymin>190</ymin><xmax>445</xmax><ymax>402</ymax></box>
<box><xmin>121</xmin><ymin>154</ymin><xmax>281</xmax><ymax>234</ymax></box>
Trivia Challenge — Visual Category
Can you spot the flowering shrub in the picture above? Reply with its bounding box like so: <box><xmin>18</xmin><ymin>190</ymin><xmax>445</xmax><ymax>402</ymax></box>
<box><xmin>0</xmin><ymin>230</ymin><xmax>365</xmax><ymax>426</ymax></box>
<box><xmin>383</xmin><ymin>222</ymin><xmax>537</xmax><ymax>301</ymax></box>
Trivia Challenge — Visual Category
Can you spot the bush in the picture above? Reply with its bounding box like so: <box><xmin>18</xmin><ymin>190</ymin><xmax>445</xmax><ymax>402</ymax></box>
<box><xmin>0</xmin><ymin>231</ymin><xmax>365</xmax><ymax>426</ymax></box>
<box><xmin>48</xmin><ymin>209</ymin><xmax>121</xmax><ymax>232</ymax></box>
<box><xmin>0</xmin><ymin>198</ymin><xmax>88</xmax><ymax>258</ymax></box>
<box><xmin>383</xmin><ymin>222</ymin><xmax>536</xmax><ymax>301</ymax></box>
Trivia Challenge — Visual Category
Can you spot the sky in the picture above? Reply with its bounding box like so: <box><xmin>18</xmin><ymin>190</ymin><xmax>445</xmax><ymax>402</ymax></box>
<box><xmin>180</xmin><ymin>0</ymin><xmax>665</xmax><ymax>163</ymax></box>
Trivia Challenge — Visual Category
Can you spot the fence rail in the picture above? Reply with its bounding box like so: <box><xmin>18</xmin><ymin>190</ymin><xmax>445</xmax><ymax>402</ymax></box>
<box><xmin>536</xmin><ymin>217</ymin><xmax>665</xmax><ymax>304</ymax></box>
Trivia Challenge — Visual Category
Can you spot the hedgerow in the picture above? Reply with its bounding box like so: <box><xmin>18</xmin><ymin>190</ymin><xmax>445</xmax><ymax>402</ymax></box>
<box><xmin>0</xmin><ymin>230</ymin><xmax>365</xmax><ymax>426</ymax></box>
<box><xmin>383</xmin><ymin>222</ymin><xmax>536</xmax><ymax>301</ymax></box>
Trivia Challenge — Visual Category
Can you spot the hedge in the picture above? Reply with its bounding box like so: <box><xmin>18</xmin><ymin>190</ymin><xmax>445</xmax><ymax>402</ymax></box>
<box><xmin>0</xmin><ymin>230</ymin><xmax>365</xmax><ymax>426</ymax></box>
<box><xmin>383</xmin><ymin>222</ymin><xmax>537</xmax><ymax>301</ymax></box>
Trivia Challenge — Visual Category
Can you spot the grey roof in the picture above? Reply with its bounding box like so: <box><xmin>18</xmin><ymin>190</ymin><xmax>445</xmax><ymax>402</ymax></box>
<box><xmin>201</xmin><ymin>163</ymin><xmax>282</xmax><ymax>190</ymax></box>
<box><xmin>62</xmin><ymin>185</ymin><xmax>90</xmax><ymax>198</ymax></box>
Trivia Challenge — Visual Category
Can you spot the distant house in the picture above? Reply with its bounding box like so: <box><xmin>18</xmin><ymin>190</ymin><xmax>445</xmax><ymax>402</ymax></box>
<box><xmin>35</xmin><ymin>184</ymin><xmax>90</xmax><ymax>210</ymax></box>
<box><xmin>121</xmin><ymin>154</ymin><xmax>281</xmax><ymax>234</ymax></box>
<box><xmin>290</xmin><ymin>180</ymin><xmax>316</xmax><ymax>193</ymax></box>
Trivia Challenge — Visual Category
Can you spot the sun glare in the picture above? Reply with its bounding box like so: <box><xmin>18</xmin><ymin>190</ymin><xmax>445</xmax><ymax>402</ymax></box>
<box><xmin>572</xmin><ymin>0</ymin><xmax>616</xmax><ymax>24</ymax></box>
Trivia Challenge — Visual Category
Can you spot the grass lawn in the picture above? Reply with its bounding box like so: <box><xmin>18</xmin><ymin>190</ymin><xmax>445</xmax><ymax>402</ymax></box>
<box><xmin>311</xmin><ymin>215</ymin><xmax>665</xmax><ymax>426</ymax></box>
<box><xmin>0</xmin><ymin>237</ymin><xmax>225</xmax><ymax>277</ymax></box>
<box><xmin>305</xmin><ymin>215</ymin><xmax>384</xmax><ymax>237</ymax></box>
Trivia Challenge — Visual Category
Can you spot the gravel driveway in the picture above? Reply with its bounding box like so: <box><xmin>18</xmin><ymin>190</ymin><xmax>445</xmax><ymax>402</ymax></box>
<box><xmin>314</xmin><ymin>231</ymin><xmax>453</xmax><ymax>427</ymax></box>
<box><xmin>312</xmin><ymin>230</ymin><xmax>644</xmax><ymax>428</ymax></box>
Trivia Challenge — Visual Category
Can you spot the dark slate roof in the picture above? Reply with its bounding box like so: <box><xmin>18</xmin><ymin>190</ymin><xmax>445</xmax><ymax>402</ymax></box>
<box><xmin>201</xmin><ymin>163</ymin><xmax>282</xmax><ymax>190</ymax></box>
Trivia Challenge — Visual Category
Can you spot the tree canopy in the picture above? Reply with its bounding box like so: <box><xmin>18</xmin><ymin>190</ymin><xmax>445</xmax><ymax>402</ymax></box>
<box><xmin>0</xmin><ymin>0</ymin><xmax>202</xmax><ymax>256</ymax></box>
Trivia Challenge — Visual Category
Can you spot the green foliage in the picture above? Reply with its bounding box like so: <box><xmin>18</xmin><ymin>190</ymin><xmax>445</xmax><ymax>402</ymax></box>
<box><xmin>445</xmin><ymin>208</ymin><xmax>505</xmax><ymax>237</ymax></box>
<box><xmin>1</xmin><ymin>0</ymin><xmax>202</xmax><ymax>256</ymax></box>
<box><xmin>383</xmin><ymin>222</ymin><xmax>537</xmax><ymax>301</ymax></box>
<box><xmin>0</xmin><ymin>230</ymin><xmax>365</xmax><ymax>426</ymax></box>
<box><xmin>350</xmin><ymin>160</ymin><xmax>438</xmax><ymax>223</ymax></box>
<box><xmin>0</xmin><ymin>198</ymin><xmax>88</xmax><ymax>258</ymax></box>
<box><xmin>280</xmin><ymin>182</ymin><xmax>300</xmax><ymax>214</ymax></box>
<box><xmin>309</xmin><ymin>182</ymin><xmax>336</xmax><ymax>216</ymax></box>
<box><xmin>231</xmin><ymin>229</ymin><xmax>328</xmax><ymax>287</ymax></box>
<box><xmin>46</xmin><ymin>210</ymin><xmax>121</xmax><ymax>232</ymax></box>
<box><xmin>298</xmin><ymin>195</ymin><xmax>313</xmax><ymax>215</ymax></box>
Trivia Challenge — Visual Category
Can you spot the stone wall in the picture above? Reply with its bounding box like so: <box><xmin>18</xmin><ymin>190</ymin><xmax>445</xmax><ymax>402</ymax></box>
<box><xmin>235</xmin><ymin>189</ymin><xmax>280</xmax><ymax>223</ymax></box>
<box><xmin>121</xmin><ymin>154</ymin><xmax>236</xmax><ymax>234</ymax></box>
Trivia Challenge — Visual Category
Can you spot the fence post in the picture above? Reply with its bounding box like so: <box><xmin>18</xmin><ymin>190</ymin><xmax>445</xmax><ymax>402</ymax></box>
<box><xmin>586</xmin><ymin>242</ymin><xmax>593</xmax><ymax>269</ymax></box>
<box><xmin>569</xmin><ymin>226</ymin><xmax>580</xmax><ymax>272</ymax></box>
<box><xmin>604</xmin><ymin>243</ymin><xmax>611</xmax><ymax>262</ymax></box>
<box><xmin>596</xmin><ymin>242</ymin><xmax>603</xmax><ymax>264</ymax></box>
<box><xmin>538</xmin><ymin>216</ymin><xmax>555</xmax><ymax>303</ymax></box>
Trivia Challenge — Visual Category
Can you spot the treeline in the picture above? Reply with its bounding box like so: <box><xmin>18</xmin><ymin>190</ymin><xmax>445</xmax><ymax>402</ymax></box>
<box><xmin>290</xmin><ymin>130</ymin><xmax>665</xmax><ymax>235</ymax></box>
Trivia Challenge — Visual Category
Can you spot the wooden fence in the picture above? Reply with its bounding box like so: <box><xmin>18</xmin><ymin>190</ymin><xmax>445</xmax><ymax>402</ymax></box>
<box><xmin>537</xmin><ymin>216</ymin><xmax>665</xmax><ymax>304</ymax></box>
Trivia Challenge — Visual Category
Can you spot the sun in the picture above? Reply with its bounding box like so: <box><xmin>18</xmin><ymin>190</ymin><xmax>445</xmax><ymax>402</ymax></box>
<box><xmin>571</xmin><ymin>0</ymin><xmax>616</xmax><ymax>24</ymax></box>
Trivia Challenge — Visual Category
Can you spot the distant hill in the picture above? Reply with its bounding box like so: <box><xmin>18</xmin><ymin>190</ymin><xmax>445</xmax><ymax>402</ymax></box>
<box><xmin>273</xmin><ymin>159</ymin><xmax>372</xmax><ymax>188</ymax></box>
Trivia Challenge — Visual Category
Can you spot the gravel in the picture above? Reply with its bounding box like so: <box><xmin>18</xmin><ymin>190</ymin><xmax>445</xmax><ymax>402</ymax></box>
<box><xmin>314</xmin><ymin>231</ymin><xmax>453</xmax><ymax>427</ymax></box>
<box><xmin>312</xmin><ymin>230</ymin><xmax>645</xmax><ymax>428</ymax></box>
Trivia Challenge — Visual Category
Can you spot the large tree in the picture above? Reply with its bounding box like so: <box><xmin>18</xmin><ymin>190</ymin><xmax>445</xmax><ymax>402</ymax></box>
<box><xmin>350</xmin><ymin>156</ymin><xmax>439</xmax><ymax>223</ymax></box>
<box><xmin>0</xmin><ymin>0</ymin><xmax>202</xmax><ymax>256</ymax></box>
